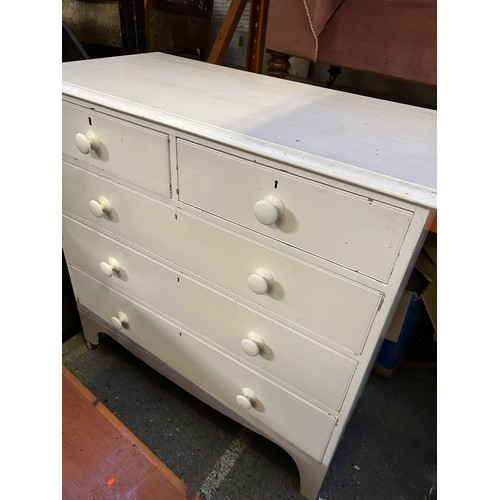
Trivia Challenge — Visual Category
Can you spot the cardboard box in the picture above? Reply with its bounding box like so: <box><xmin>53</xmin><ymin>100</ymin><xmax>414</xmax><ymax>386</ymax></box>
<box><xmin>374</xmin><ymin>232</ymin><xmax>437</xmax><ymax>377</ymax></box>
<box><xmin>416</xmin><ymin>232</ymin><xmax>437</xmax><ymax>338</ymax></box>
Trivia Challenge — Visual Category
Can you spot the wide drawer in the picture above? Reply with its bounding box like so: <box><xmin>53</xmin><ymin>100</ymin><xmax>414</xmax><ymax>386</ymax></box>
<box><xmin>63</xmin><ymin>217</ymin><xmax>357</xmax><ymax>412</ymax></box>
<box><xmin>69</xmin><ymin>267</ymin><xmax>337</xmax><ymax>461</ymax></box>
<box><xmin>176</xmin><ymin>140</ymin><xmax>413</xmax><ymax>283</ymax></box>
<box><xmin>63</xmin><ymin>163</ymin><xmax>382</xmax><ymax>354</ymax></box>
<box><xmin>62</xmin><ymin>101</ymin><xmax>170</xmax><ymax>196</ymax></box>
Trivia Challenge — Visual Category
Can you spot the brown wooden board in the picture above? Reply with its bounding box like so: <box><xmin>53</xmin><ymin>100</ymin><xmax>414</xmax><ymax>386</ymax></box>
<box><xmin>62</xmin><ymin>366</ymin><xmax>199</xmax><ymax>499</ymax></box>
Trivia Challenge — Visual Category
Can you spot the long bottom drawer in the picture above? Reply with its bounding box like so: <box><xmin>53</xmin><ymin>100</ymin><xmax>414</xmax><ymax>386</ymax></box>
<box><xmin>69</xmin><ymin>267</ymin><xmax>337</xmax><ymax>462</ymax></box>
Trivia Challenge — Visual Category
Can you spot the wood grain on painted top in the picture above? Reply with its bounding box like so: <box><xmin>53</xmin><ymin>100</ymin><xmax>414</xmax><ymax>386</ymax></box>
<box><xmin>62</xmin><ymin>53</ymin><xmax>436</xmax><ymax>208</ymax></box>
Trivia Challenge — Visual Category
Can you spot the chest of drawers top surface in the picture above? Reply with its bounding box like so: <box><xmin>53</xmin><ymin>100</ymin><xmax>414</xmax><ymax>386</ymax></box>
<box><xmin>62</xmin><ymin>52</ymin><xmax>436</xmax><ymax>208</ymax></box>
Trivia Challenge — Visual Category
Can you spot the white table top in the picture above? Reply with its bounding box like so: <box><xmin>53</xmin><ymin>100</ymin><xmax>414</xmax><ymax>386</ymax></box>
<box><xmin>62</xmin><ymin>52</ymin><xmax>437</xmax><ymax>208</ymax></box>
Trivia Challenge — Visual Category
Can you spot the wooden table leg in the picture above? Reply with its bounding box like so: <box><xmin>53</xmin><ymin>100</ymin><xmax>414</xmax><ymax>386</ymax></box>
<box><xmin>267</xmin><ymin>50</ymin><xmax>291</xmax><ymax>78</ymax></box>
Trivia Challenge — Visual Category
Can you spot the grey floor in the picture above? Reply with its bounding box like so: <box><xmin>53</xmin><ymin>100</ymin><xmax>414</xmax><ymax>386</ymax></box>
<box><xmin>62</xmin><ymin>331</ymin><xmax>436</xmax><ymax>500</ymax></box>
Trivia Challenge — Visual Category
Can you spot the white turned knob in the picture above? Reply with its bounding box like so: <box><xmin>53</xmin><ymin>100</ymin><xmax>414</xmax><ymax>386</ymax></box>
<box><xmin>110</xmin><ymin>311</ymin><xmax>129</xmax><ymax>330</ymax></box>
<box><xmin>253</xmin><ymin>195</ymin><xmax>285</xmax><ymax>225</ymax></box>
<box><xmin>99</xmin><ymin>257</ymin><xmax>121</xmax><ymax>277</ymax></box>
<box><xmin>241</xmin><ymin>332</ymin><xmax>265</xmax><ymax>357</ymax></box>
<box><xmin>247</xmin><ymin>268</ymin><xmax>274</xmax><ymax>295</ymax></box>
<box><xmin>236</xmin><ymin>388</ymin><xmax>257</xmax><ymax>410</ymax></box>
<box><xmin>75</xmin><ymin>131</ymin><xmax>100</xmax><ymax>154</ymax></box>
<box><xmin>88</xmin><ymin>196</ymin><xmax>111</xmax><ymax>218</ymax></box>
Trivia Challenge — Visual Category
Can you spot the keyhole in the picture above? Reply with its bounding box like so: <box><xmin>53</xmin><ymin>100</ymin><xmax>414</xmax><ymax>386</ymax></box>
<box><xmin>88</xmin><ymin>117</ymin><xmax>92</xmax><ymax>126</ymax></box>
<box><xmin>274</xmin><ymin>180</ymin><xmax>278</xmax><ymax>189</ymax></box>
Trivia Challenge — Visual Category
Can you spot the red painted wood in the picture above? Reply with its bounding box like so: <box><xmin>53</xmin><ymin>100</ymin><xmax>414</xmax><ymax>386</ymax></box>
<box><xmin>62</xmin><ymin>367</ymin><xmax>199</xmax><ymax>499</ymax></box>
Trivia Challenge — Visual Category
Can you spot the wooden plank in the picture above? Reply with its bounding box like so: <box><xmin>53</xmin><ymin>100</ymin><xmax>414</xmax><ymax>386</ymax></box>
<box><xmin>208</xmin><ymin>0</ymin><xmax>248</xmax><ymax>65</ymax></box>
<box><xmin>62</xmin><ymin>366</ymin><xmax>199</xmax><ymax>499</ymax></box>
<box><xmin>246</xmin><ymin>0</ymin><xmax>269</xmax><ymax>73</ymax></box>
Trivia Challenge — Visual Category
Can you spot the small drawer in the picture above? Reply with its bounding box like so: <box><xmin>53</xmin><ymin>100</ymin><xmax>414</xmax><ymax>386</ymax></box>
<box><xmin>63</xmin><ymin>217</ymin><xmax>357</xmax><ymax>412</ymax></box>
<box><xmin>69</xmin><ymin>267</ymin><xmax>337</xmax><ymax>461</ymax></box>
<box><xmin>62</xmin><ymin>101</ymin><xmax>170</xmax><ymax>196</ymax></box>
<box><xmin>177</xmin><ymin>140</ymin><xmax>413</xmax><ymax>283</ymax></box>
<box><xmin>63</xmin><ymin>163</ymin><xmax>382</xmax><ymax>354</ymax></box>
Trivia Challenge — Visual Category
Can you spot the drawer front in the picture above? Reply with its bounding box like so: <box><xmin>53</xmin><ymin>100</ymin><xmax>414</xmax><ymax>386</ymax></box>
<box><xmin>63</xmin><ymin>163</ymin><xmax>382</xmax><ymax>354</ymax></box>
<box><xmin>69</xmin><ymin>267</ymin><xmax>337</xmax><ymax>461</ymax></box>
<box><xmin>177</xmin><ymin>140</ymin><xmax>413</xmax><ymax>283</ymax></box>
<box><xmin>62</xmin><ymin>101</ymin><xmax>170</xmax><ymax>196</ymax></box>
<box><xmin>63</xmin><ymin>217</ymin><xmax>357</xmax><ymax>412</ymax></box>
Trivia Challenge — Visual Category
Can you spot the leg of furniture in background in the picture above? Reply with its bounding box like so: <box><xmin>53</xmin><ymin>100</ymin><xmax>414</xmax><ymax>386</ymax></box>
<box><xmin>326</xmin><ymin>65</ymin><xmax>342</xmax><ymax>88</ymax></box>
<box><xmin>144</xmin><ymin>0</ymin><xmax>154</xmax><ymax>50</ymax></box>
<box><xmin>209</xmin><ymin>0</ymin><xmax>268</xmax><ymax>70</ymax></box>
<box><xmin>266</xmin><ymin>50</ymin><xmax>291</xmax><ymax>78</ymax></box>
<box><xmin>208</xmin><ymin>0</ymin><xmax>249</xmax><ymax>65</ymax></box>
<box><xmin>246</xmin><ymin>0</ymin><xmax>269</xmax><ymax>73</ymax></box>
<box><xmin>119</xmin><ymin>0</ymin><xmax>147</xmax><ymax>53</ymax></box>
<box><xmin>198</xmin><ymin>0</ymin><xmax>215</xmax><ymax>61</ymax></box>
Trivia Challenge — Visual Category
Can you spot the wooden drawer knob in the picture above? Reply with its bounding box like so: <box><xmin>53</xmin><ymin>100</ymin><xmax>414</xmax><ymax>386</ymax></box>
<box><xmin>110</xmin><ymin>311</ymin><xmax>129</xmax><ymax>330</ymax></box>
<box><xmin>241</xmin><ymin>332</ymin><xmax>265</xmax><ymax>357</ymax></box>
<box><xmin>75</xmin><ymin>131</ymin><xmax>100</xmax><ymax>154</ymax></box>
<box><xmin>99</xmin><ymin>257</ymin><xmax>121</xmax><ymax>277</ymax></box>
<box><xmin>88</xmin><ymin>196</ymin><xmax>111</xmax><ymax>218</ymax></box>
<box><xmin>236</xmin><ymin>388</ymin><xmax>257</xmax><ymax>410</ymax></box>
<box><xmin>247</xmin><ymin>268</ymin><xmax>274</xmax><ymax>295</ymax></box>
<box><xmin>254</xmin><ymin>195</ymin><xmax>285</xmax><ymax>225</ymax></box>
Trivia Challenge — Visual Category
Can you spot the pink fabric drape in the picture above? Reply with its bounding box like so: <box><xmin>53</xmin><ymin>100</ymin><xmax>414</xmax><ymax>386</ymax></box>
<box><xmin>302</xmin><ymin>0</ymin><xmax>345</xmax><ymax>36</ymax></box>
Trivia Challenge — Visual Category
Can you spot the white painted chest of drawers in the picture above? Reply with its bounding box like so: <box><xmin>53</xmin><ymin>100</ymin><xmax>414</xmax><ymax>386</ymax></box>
<box><xmin>62</xmin><ymin>53</ymin><xmax>436</xmax><ymax>499</ymax></box>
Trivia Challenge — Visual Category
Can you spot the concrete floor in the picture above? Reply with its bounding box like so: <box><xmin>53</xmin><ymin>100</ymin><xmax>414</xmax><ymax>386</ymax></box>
<box><xmin>62</xmin><ymin>331</ymin><xmax>436</xmax><ymax>500</ymax></box>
